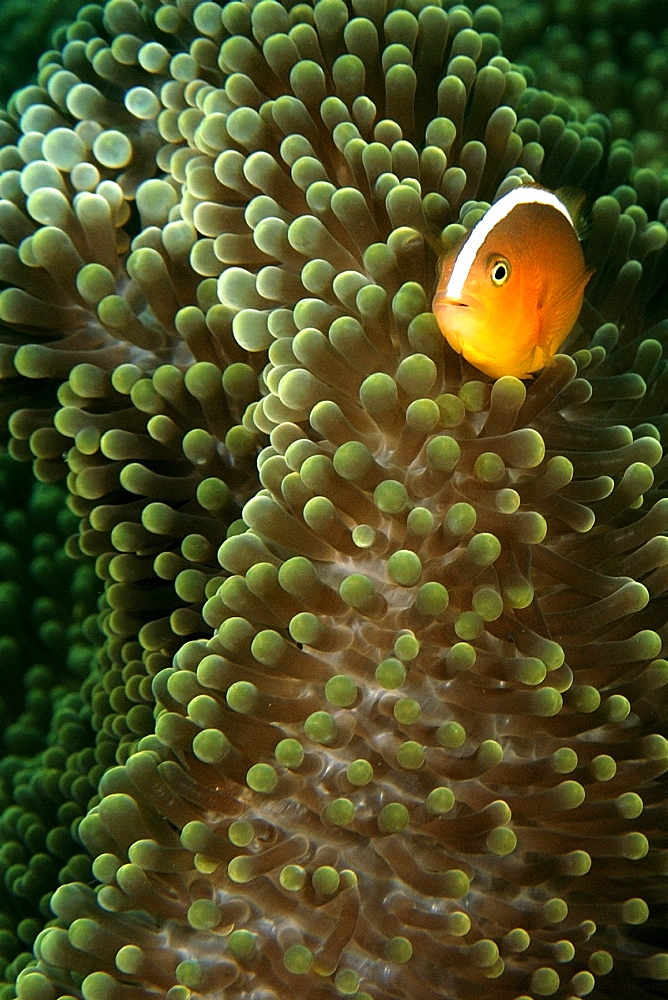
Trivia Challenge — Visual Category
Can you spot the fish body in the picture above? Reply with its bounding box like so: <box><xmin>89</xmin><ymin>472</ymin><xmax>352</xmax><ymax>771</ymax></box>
<box><xmin>432</xmin><ymin>185</ymin><xmax>592</xmax><ymax>379</ymax></box>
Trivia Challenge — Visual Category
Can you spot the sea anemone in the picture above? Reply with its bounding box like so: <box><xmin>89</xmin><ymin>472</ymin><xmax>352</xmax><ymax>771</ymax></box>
<box><xmin>0</xmin><ymin>1</ymin><xmax>667</xmax><ymax>999</ymax></box>
<box><xmin>0</xmin><ymin>452</ymin><xmax>101</xmax><ymax>990</ymax></box>
<box><xmin>490</xmin><ymin>0</ymin><xmax>668</xmax><ymax>171</ymax></box>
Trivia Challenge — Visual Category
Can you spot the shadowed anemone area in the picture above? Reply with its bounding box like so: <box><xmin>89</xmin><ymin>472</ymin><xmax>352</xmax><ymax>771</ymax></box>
<box><xmin>0</xmin><ymin>1</ymin><xmax>667</xmax><ymax>999</ymax></box>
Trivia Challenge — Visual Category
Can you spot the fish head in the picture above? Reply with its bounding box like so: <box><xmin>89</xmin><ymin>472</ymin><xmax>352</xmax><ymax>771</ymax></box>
<box><xmin>433</xmin><ymin>251</ymin><xmax>538</xmax><ymax>378</ymax></box>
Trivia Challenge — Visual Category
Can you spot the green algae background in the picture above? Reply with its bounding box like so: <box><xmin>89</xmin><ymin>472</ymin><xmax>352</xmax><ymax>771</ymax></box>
<box><xmin>0</xmin><ymin>1</ymin><xmax>88</xmax><ymax>107</ymax></box>
<box><xmin>0</xmin><ymin>0</ymin><xmax>666</xmax><ymax>998</ymax></box>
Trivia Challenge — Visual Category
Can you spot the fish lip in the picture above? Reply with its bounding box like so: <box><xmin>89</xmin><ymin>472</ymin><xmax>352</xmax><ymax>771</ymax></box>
<box><xmin>433</xmin><ymin>291</ymin><xmax>477</xmax><ymax>310</ymax></box>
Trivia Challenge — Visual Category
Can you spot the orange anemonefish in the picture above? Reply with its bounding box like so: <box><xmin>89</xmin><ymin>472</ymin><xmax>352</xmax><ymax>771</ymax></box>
<box><xmin>432</xmin><ymin>184</ymin><xmax>593</xmax><ymax>380</ymax></box>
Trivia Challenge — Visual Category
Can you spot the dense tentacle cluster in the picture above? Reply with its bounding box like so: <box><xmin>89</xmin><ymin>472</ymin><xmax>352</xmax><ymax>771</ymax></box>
<box><xmin>66</xmin><ymin>355</ymin><xmax>668</xmax><ymax>1000</ymax></box>
<box><xmin>0</xmin><ymin>455</ymin><xmax>101</xmax><ymax>989</ymax></box>
<box><xmin>0</xmin><ymin>1</ymin><xmax>666</xmax><ymax>1000</ymax></box>
<box><xmin>480</xmin><ymin>0</ymin><xmax>668</xmax><ymax>170</ymax></box>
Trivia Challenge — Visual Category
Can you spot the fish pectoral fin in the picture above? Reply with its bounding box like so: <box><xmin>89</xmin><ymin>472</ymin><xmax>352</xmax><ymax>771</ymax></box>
<box><xmin>541</xmin><ymin>267</ymin><xmax>594</xmax><ymax>350</ymax></box>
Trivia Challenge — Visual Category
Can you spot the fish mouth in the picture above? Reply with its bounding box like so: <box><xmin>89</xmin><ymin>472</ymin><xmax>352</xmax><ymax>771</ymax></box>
<box><xmin>432</xmin><ymin>291</ymin><xmax>476</xmax><ymax>311</ymax></box>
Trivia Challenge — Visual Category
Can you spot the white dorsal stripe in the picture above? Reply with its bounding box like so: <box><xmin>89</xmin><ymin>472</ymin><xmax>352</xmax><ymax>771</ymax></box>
<box><xmin>445</xmin><ymin>186</ymin><xmax>575</xmax><ymax>300</ymax></box>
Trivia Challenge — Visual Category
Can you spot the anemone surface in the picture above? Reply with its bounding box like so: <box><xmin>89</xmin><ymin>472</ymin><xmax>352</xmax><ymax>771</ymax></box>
<box><xmin>0</xmin><ymin>1</ymin><xmax>667</xmax><ymax>1000</ymax></box>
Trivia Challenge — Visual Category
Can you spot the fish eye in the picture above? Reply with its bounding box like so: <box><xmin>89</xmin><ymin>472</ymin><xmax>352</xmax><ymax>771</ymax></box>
<box><xmin>489</xmin><ymin>256</ymin><xmax>511</xmax><ymax>286</ymax></box>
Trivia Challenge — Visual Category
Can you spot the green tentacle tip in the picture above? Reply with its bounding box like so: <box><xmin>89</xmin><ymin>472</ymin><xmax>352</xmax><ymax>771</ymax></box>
<box><xmin>394</xmin><ymin>698</ymin><xmax>421</xmax><ymax>723</ymax></box>
<box><xmin>622</xmin><ymin>832</ymin><xmax>649</xmax><ymax>860</ymax></box>
<box><xmin>304</xmin><ymin>710</ymin><xmax>338</xmax><ymax>745</ymax></box>
<box><xmin>444</xmin><ymin>501</ymin><xmax>476</xmax><ymax>535</ymax></box>
<box><xmin>279</xmin><ymin>864</ymin><xmax>307</xmax><ymax>891</ymax></box>
<box><xmin>192</xmin><ymin>728</ymin><xmax>231</xmax><ymax>764</ymax></box>
<box><xmin>416</xmin><ymin>581</ymin><xmax>449</xmax><ymax>615</ymax></box>
<box><xmin>325</xmin><ymin>674</ymin><xmax>358</xmax><ymax>707</ymax></box>
<box><xmin>570</xmin><ymin>971</ymin><xmax>595</xmax><ymax>995</ymax></box>
<box><xmin>530</xmin><ymin>967</ymin><xmax>560</xmax><ymax>996</ymax></box>
<box><xmin>228</xmin><ymin>821</ymin><xmax>254</xmax><ymax>847</ymax></box>
<box><xmin>333</xmin><ymin>440</ymin><xmax>376</xmax><ymax>481</ymax></box>
<box><xmin>396</xmin><ymin>741</ymin><xmax>425</xmax><ymax>769</ymax></box>
<box><xmin>459</xmin><ymin>380</ymin><xmax>488</xmax><ymax>411</ymax></box>
<box><xmin>504</xmin><ymin>928</ymin><xmax>530</xmax><ymax>953</ymax></box>
<box><xmin>551</xmin><ymin>747</ymin><xmax>578</xmax><ymax>773</ymax></box>
<box><xmin>472</xmin><ymin>585</ymin><xmax>504</xmax><ymax>621</ymax></box>
<box><xmin>426</xmin><ymin>435</ymin><xmax>460</xmax><ymax>472</ymax></box>
<box><xmin>455</xmin><ymin>611</ymin><xmax>484</xmax><ymax>640</ymax></box>
<box><xmin>359</xmin><ymin>372</ymin><xmax>398</xmax><ymax>414</ymax></box>
<box><xmin>486</xmin><ymin>827</ymin><xmax>517</xmax><ymax>856</ymax></box>
<box><xmin>278</xmin><ymin>556</ymin><xmax>317</xmax><ymax>597</ymax></box>
<box><xmin>346</xmin><ymin>759</ymin><xmax>373</xmax><ymax>786</ymax></box>
<box><xmin>559</xmin><ymin>851</ymin><xmax>591</xmax><ymax>878</ymax></box>
<box><xmin>324</xmin><ymin>798</ymin><xmax>356</xmax><ymax>826</ymax></box>
<box><xmin>339</xmin><ymin>573</ymin><xmax>377</xmax><ymax>611</ymax></box>
<box><xmin>246</xmin><ymin>763</ymin><xmax>278</xmax><ymax>794</ymax></box>
<box><xmin>474</xmin><ymin>451</ymin><xmax>505</xmax><ymax>482</ymax></box>
<box><xmin>568</xmin><ymin>680</ymin><xmax>601</xmax><ymax>714</ymax></box>
<box><xmin>334</xmin><ymin>968</ymin><xmax>360</xmax><ymax>994</ymax></box>
<box><xmin>226</xmin><ymin>680</ymin><xmax>259</xmax><ymax>714</ymax></box>
<box><xmin>436</xmin><ymin>392</ymin><xmax>465</xmax><ymax>427</ymax></box>
<box><xmin>530</xmin><ymin>686</ymin><xmax>563</xmax><ymax>717</ymax></box>
<box><xmin>377</xmin><ymin>802</ymin><xmax>409</xmax><ymax>833</ymax></box>
<box><xmin>436</xmin><ymin>721</ymin><xmax>466</xmax><ymax>748</ymax></box>
<box><xmin>387</xmin><ymin>549</ymin><xmax>422</xmax><ymax>586</ymax></box>
<box><xmin>115</xmin><ymin>944</ymin><xmax>144</xmax><ymax>976</ymax></box>
<box><xmin>540</xmin><ymin>639</ymin><xmax>565</xmax><ymax>671</ymax></box>
<box><xmin>543</xmin><ymin>898</ymin><xmax>568</xmax><ymax>924</ymax></box>
<box><xmin>588</xmin><ymin>951</ymin><xmax>616</xmax><ymax>978</ymax></box>
<box><xmin>591</xmin><ymin>754</ymin><xmax>616</xmax><ymax>781</ymax></box>
<box><xmin>495</xmin><ymin>488</ymin><xmax>520</xmax><ymax>513</ymax></box>
<box><xmin>510</xmin><ymin>654</ymin><xmax>545</xmax><ymax>685</ymax></box>
<box><xmin>553</xmin><ymin>940</ymin><xmax>575</xmax><ymax>963</ymax></box>
<box><xmin>604</xmin><ymin>693</ymin><xmax>631</xmax><ymax>722</ymax></box>
<box><xmin>406</xmin><ymin>398</ymin><xmax>440</xmax><ymax>432</ymax></box>
<box><xmin>394</xmin><ymin>632</ymin><xmax>420</xmax><ymax>660</ymax></box>
<box><xmin>289</xmin><ymin>612</ymin><xmax>321</xmax><ymax>644</ymax></box>
<box><xmin>175</xmin><ymin>960</ymin><xmax>204</xmax><ymax>988</ymax></box>
<box><xmin>352</xmin><ymin>524</ymin><xmax>378</xmax><ymax>548</ymax></box>
<box><xmin>375</xmin><ymin>657</ymin><xmax>406</xmax><ymax>689</ymax></box>
<box><xmin>312</xmin><ymin>865</ymin><xmax>340</xmax><ymax>894</ymax></box>
<box><xmin>283</xmin><ymin>944</ymin><xmax>313</xmax><ymax>974</ymax></box>
<box><xmin>275</xmin><ymin>738</ymin><xmax>305</xmax><ymax>768</ymax></box>
<box><xmin>15</xmin><ymin>971</ymin><xmax>59</xmax><ymax>999</ymax></box>
<box><xmin>384</xmin><ymin>935</ymin><xmax>413</xmax><ymax>963</ymax></box>
<box><xmin>226</xmin><ymin>424</ymin><xmax>257</xmax><ymax>457</ymax></box>
<box><xmin>396</xmin><ymin>354</ymin><xmax>437</xmax><ymax>395</ymax></box>
<box><xmin>374</xmin><ymin>479</ymin><xmax>408</xmax><ymax>513</ymax></box>
<box><xmin>447</xmin><ymin>642</ymin><xmax>476</xmax><ymax>671</ymax></box>
<box><xmin>228</xmin><ymin>929</ymin><xmax>257</xmax><ymax>961</ymax></box>
<box><xmin>425</xmin><ymin>787</ymin><xmax>455</xmax><ymax>814</ymax></box>
<box><xmin>407</xmin><ymin>506</ymin><xmax>434</xmax><ymax>535</ymax></box>
<box><xmin>222</xmin><ymin>362</ymin><xmax>258</xmax><ymax>402</ymax></box>
<box><xmin>227</xmin><ymin>856</ymin><xmax>254</xmax><ymax>884</ymax></box>
<box><xmin>469</xmin><ymin>938</ymin><xmax>499</xmax><ymax>968</ymax></box>
<box><xmin>622</xmin><ymin>898</ymin><xmax>649</xmax><ymax>924</ymax></box>
<box><xmin>187</xmin><ymin>899</ymin><xmax>220</xmax><ymax>931</ymax></box>
<box><xmin>467</xmin><ymin>532</ymin><xmax>501</xmax><ymax>565</ymax></box>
